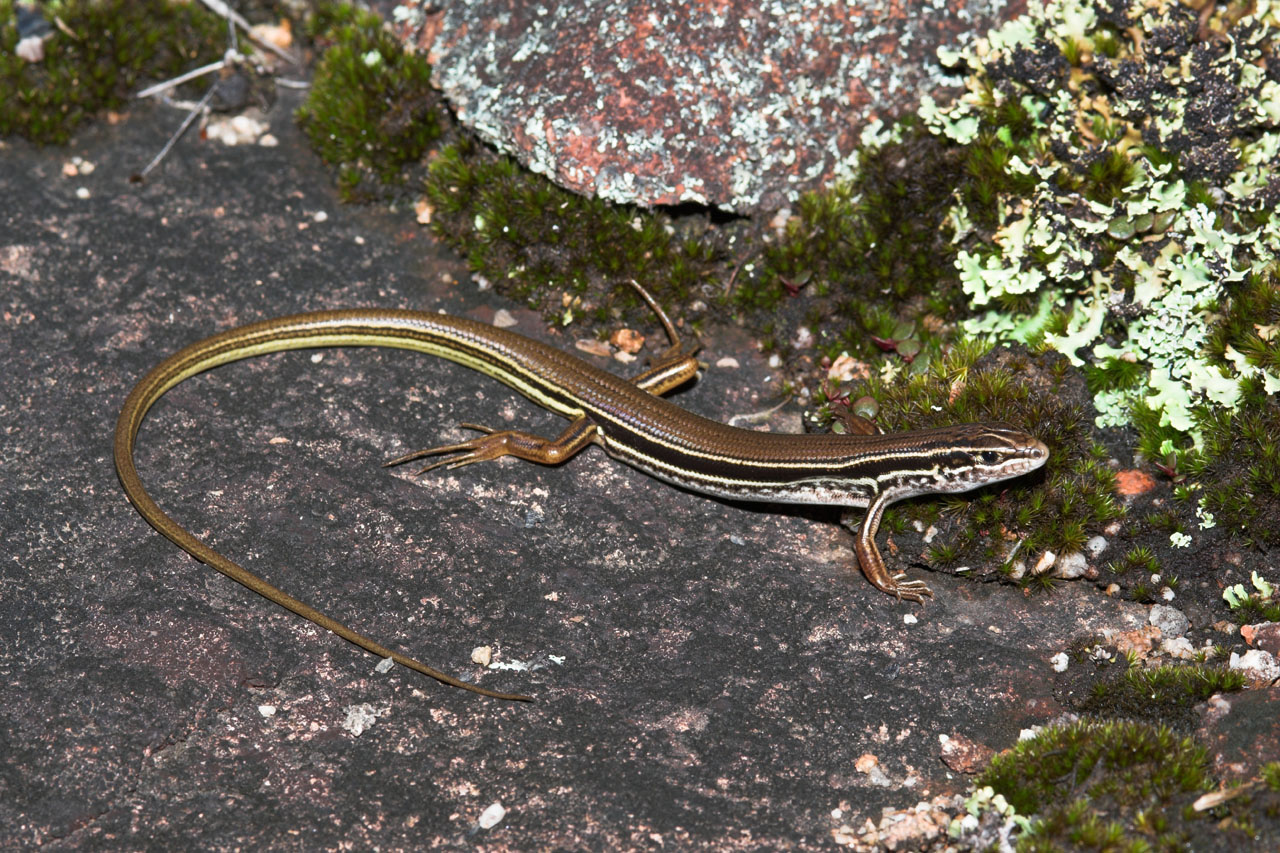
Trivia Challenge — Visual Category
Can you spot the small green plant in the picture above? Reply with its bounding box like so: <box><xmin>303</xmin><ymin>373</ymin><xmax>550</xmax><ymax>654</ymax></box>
<box><xmin>296</xmin><ymin>1</ymin><xmax>442</xmax><ymax>201</ymax></box>
<box><xmin>0</xmin><ymin>0</ymin><xmax>228</xmax><ymax>144</ymax></box>
<box><xmin>1106</xmin><ymin>545</ymin><xmax>1160</xmax><ymax>577</ymax></box>
<box><xmin>1223</xmin><ymin>570</ymin><xmax>1280</xmax><ymax>622</ymax></box>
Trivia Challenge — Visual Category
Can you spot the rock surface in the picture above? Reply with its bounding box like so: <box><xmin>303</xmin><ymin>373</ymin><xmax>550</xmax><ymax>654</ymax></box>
<box><xmin>0</xmin><ymin>89</ymin><xmax>1260</xmax><ymax>849</ymax></box>
<box><xmin>393</xmin><ymin>0</ymin><xmax>1025</xmax><ymax>212</ymax></box>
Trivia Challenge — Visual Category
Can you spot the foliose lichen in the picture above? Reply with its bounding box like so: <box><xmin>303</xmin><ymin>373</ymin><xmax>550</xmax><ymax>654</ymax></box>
<box><xmin>922</xmin><ymin>0</ymin><xmax>1280</xmax><ymax>441</ymax></box>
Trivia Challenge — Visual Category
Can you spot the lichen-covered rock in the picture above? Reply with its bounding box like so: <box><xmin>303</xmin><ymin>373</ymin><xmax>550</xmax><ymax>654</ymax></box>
<box><xmin>391</xmin><ymin>0</ymin><xmax>1025</xmax><ymax>212</ymax></box>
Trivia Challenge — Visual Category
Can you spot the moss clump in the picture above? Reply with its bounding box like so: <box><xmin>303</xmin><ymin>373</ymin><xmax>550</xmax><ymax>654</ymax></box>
<box><xmin>1078</xmin><ymin>664</ymin><xmax>1246</xmax><ymax>730</ymax></box>
<box><xmin>1206</xmin><ymin>270</ymin><xmax>1280</xmax><ymax>380</ymax></box>
<box><xmin>736</xmin><ymin>117</ymin><xmax>1035</xmax><ymax>375</ymax></box>
<box><xmin>1133</xmin><ymin>372</ymin><xmax>1280</xmax><ymax>548</ymax></box>
<box><xmin>423</xmin><ymin>137</ymin><xmax>727</xmax><ymax>327</ymax></box>
<box><xmin>1181</xmin><ymin>379</ymin><xmax>1280</xmax><ymax>546</ymax></box>
<box><xmin>977</xmin><ymin>721</ymin><xmax>1212</xmax><ymax>850</ymax></box>
<box><xmin>1103</xmin><ymin>545</ymin><xmax>1159</xmax><ymax>577</ymax></box>
<box><xmin>0</xmin><ymin>0</ymin><xmax>227</xmax><ymax>144</ymax></box>
<box><xmin>967</xmin><ymin>720</ymin><xmax>1280</xmax><ymax>849</ymax></box>
<box><xmin>813</xmin><ymin>342</ymin><xmax>1122</xmax><ymax>583</ymax></box>
<box><xmin>744</xmin><ymin>121</ymin><xmax>966</xmax><ymax>352</ymax></box>
<box><xmin>296</xmin><ymin>2</ymin><xmax>442</xmax><ymax>202</ymax></box>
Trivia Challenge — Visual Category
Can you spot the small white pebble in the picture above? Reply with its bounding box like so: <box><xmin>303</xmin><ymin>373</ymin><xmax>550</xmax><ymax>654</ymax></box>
<box><xmin>1084</xmin><ymin>535</ymin><xmax>1108</xmax><ymax>558</ymax></box>
<box><xmin>902</xmin><ymin>613</ymin><xmax>918</xmax><ymax>625</ymax></box>
<box><xmin>1149</xmin><ymin>603</ymin><xmax>1190</xmax><ymax>637</ymax></box>
<box><xmin>492</xmin><ymin>309</ymin><xmax>517</xmax><ymax>328</ymax></box>
<box><xmin>471</xmin><ymin>646</ymin><xmax>493</xmax><ymax>667</ymax></box>
<box><xmin>257</xmin><ymin>704</ymin><xmax>277</xmax><ymax>717</ymax></box>
<box><xmin>1050</xmin><ymin>652</ymin><xmax>1069</xmax><ymax>672</ymax></box>
<box><xmin>16</xmin><ymin>35</ymin><xmax>45</xmax><ymax>62</ymax></box>
<box><xmin>715</xmin><ymin>356</ymin><xmax>740</xmax><ymax>369</ymax></box>
<box><xmin>75</xmin><ymin>187</ymin><xmax>90</xmax><ymax>199</ymax></box>
<box><xmin>258</xmin><ymin>133</ymin><xmax>279</xmax><ymax>147</ymax></box>
<box><xmin>312</xmin><ymin>210</ymin><xmax>328</xmax><ymax>223</ymax></box>
<box><xmin>1230</xmin><ymin>649</ymin><xmax>1280</xmax><ymax>681</ymax></box>
<box><xmin>375</xmin><ymin>656</ymin><xmax>394</xmax><ymax>673</ymax></box>
<box><xmin>1032</xmin><ymin>551</ymin><xmax>1057</xmax><ymax>575</ymax></box>
<box><xmin>1055</xmin><ymin>552</ymin><xmax>1088</xmax><ymax>579</ymax></box>
<box><xmin>478</xmin><ymin>802</ymin><xmax>506</xmax><ymax>829</ymax></box>
<box><xmin>767</xmin><ymin>353</ymin><xmax>782</xmax><ymax>368</ymax></box>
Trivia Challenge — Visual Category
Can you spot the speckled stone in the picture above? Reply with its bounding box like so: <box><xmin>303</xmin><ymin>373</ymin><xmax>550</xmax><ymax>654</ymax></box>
<box><xmin>392</xmin><ymin>0</ymin><xmax>1025</xmax><ymax>212</ymax></box>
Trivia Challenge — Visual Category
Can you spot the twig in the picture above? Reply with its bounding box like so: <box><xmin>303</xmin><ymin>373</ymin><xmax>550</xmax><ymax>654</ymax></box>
<box><xmin>135</xmin><ymin>57</ymin><xmax>228</xmax><ymax>99</ymax></box>
<box><xmin>134</xmin><ymin>87</ymin><xmax>216</xmax><ymax>181</ymax></box>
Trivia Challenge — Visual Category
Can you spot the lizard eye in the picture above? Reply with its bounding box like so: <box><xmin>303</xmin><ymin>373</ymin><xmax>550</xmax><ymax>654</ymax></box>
<box><xmin>979</xmin><ymin>450</ymin><xmax>1001</xmax><ymax>465</ymax></box>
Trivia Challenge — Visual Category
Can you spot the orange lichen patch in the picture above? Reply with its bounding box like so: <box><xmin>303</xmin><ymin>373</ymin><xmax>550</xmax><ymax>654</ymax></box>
<box><xmin>1114</xmin><ymin>468</ymin><xmax>1158</xmax><ymax>497</ymax></box>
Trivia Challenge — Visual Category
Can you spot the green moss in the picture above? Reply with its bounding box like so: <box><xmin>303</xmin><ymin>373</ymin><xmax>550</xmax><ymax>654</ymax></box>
<box><xmin>1078</xmin><ymin>664</ymin><xmax>1246</xmax><ymax>730</ymax></box>
<box><xmin>423</xmin><ymin>137</ymin><xmax>726</xmax><ymax>325</ymax></box>
<box><xmin>812</xmin><ymin>342</ymin><xmax>1123</xmax><ymax>578</ymax></box>
<box><xmin>740</xmin><ymin>120</ymin><xmax>969</xmax><ymax>366</ymax></box>
<box><xmin>1264</xmin><ymin>763</ymin><xmax>1280</xmax><ymax>791</ymax></box>
<box><xmin>1206</xmin><ymin>270</ymin><xmax>1280</xmax><ymax>379</ymax></box>
<box><xmin>749</xmin><ymin>121</ymin><xmax>963</xmax><ymax>308</ymax></box>
<box><xmin>0</xmin><ymin>0</ymin><xmax>227</xmax><ymax>144</ymax></box>
<box><xmin>964</xmin><ymin>718</ymin><xmax>1280</xmax><ymax>849</ymax></box>
<box><xmin>978</xmin><ymin>720</ymin><xmax>1212</xmax><ymax>848</ymax></box>
<box><xmin>1104</xmin><ymin>545</ymin><xmax>1160</xmax><ymax>577</ymax></box>
<box><xmin>295</xmin><ymin>2</ymin><xmax>442</xmax><ymax>202</ymax></box>
<box><xmin>1135</xmin><ymin>376</ymin><xmax>1280</xmax><ymax>547</ymax></box>
<box><xmin>1083</xmin><ymin>356</ymin><xmax>1146</xmax><ymax>395</ymax></box>
<box><xmin>1184</xmin><ymin>385</ymin><xmax>1280</xmax><ymax>546</ymax></box>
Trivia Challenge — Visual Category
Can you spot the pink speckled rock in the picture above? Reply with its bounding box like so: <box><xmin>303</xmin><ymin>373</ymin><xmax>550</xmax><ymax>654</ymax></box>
<box><xmin>392</xmin><ymin>0</ymin><xmax>1024</xmax><ymax>212</ymax></box>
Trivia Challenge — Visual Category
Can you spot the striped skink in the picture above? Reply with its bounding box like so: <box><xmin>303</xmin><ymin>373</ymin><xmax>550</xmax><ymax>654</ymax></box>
<box><xmin>114</xmin><ymin>287</ymin><xmax>1048</xmax><ymax>699</ymax></box>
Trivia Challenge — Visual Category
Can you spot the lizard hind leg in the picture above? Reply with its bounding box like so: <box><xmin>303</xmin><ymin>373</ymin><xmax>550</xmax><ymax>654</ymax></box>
<box><xmin>384</xmin><ymin>416</ymin><xmax>598</xmax><ymax>475</ymax></box>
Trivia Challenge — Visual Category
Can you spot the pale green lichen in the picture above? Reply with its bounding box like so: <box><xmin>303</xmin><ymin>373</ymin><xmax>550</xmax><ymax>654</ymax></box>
<box><xmin>929</xmin><ymin>0</ymin><xmax>1280</xmax><ymax>440</ymax></box>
